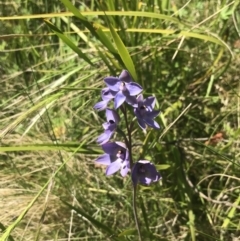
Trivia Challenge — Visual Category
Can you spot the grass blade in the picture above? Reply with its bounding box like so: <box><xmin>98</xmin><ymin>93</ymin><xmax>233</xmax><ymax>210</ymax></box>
<box><xmin>108</xmin><ymin>23</ymin><xmax>137</xmax><ymax>80</ymax></box>
<box><xmin>221</xmin><ymin>195</ymin><xmax>240</xmax><ymax>228</ymax></box>
<box><xmin>44</xmin><ymin>19</ymin><xmax>94</xmax><ymax>66</ymax></box>
<box><xmin>61</xmin><ymin>0</ymin><xmax>118</xmax><ymax>55</ymax></box>
<box><xmin>0</xmin><ymin>223</ymin><xmax>14</xmax><ymax>241</ymax></box>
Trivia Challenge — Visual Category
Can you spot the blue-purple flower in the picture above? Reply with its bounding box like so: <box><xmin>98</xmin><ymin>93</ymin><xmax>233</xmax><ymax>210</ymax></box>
<box><xmin>93</xmin><ymin>87</ymin><xmax>117</xmax><ymax>111</ymax></box>
<box><xmin>134</xmin><ymin>94</ymin><xmax>160</xmax><ymax>130</ymax></box>
<box><xmin>104</xmin><ymin>70</ymin><xmax>143</xmax><ymax>109</ymax></box>
<box><xmin>131</xmin><ymin>160</ymin><xmax>161</xmax><ymax>185</ymax></box>
<box><xmin>97</xmin><ymin>108</ymin><xmax>120</xmax><ymax>145</ymax></box>
<box><xmin>95</xmin><ymin>141</ymin><xmax>130</xmax><ymax>176</ymax></box>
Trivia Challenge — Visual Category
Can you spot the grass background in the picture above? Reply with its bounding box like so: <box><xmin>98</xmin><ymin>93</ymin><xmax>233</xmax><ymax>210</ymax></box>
<box><xmin>0</xmin><ymin>0</ymin><xmax>240</xmax><ymax>240</ymax></box>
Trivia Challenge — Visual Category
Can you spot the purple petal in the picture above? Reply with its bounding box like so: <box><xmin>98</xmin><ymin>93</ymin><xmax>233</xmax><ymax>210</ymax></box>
<box><xmin>138</xmin><ymin>175</ymin><xmax>161</xmax><ymax>185</ymax></box>
<box><xmin>106</xmin><ymin>159</ymin><xmax>121</xmax><ymax>175</ymax></box>
<box><xmin>153</xmin><ymin>173</ymin><xmax>162</xmax><ymax>182</ymax></box>
<box><xmin>145</xmin><ymin>110</ymin><xmax>160</xmax><ymax>119</ymax></box>
<box><xmin>119</xmin><ymin>70</ymin><xmax>133</xmax><ymax>83</ymax></box>
<box><xmin>126</xmin><ymin>82</ymin><xmax>143</xmax><ymax>96</ymax></box>
<box><xmin>124</xmin><ymin>149</ymin><xmax>130</xmax><ymax>162</ymax></box>
<box><xmin>101</xmin><ymin>87</ymin><xmax>117</xmax><ymax>100</ymax></box>
<box><xmin>102</xmin><ymin>122</ymin><xmax>116</xmax><ymax>132</ymax></box>
<box><xmin>137</xmin><ymin>117</ymin><xmax>146</xmax><ymax>130</ymax></box>
<box><xmin>131</xmin><ymin>160</ymin><xmax>161</xmax><ymax>185</ymax></box>
<box><xmin>94</xmin><ymin>100</ymin><xmax>109</xmax><ymax>111</ymax></box>
<box><xmin>114</xmin><ymin>92</ymin><xmax>126</xmax><ymax>109</ymax></box>
<box><xmin>143</xmin><ymin>96</ymin><xmax>156</xmax><ymax>110</ymax></box>
<box><xmin>120</xmin><ymin>161</ymin><xmax>130</xmax><ymax>177</ymax></box>
<box><xmin>125</xmin><ymin>96</ymin><xmax>137</xmax><ymax>107</ymax></box>
<box><xmin>104</xmin><ymin>77</ymin><xmax>121</xmax><ymax>91</ymax></box>
<box><xmin>102</xmin><ymin>122</ymin><xmax>109</xmax><ymax>130</ymax></box>
<box><xmin>95</xmin><ymin>154</ymin><xmax>111</xmax><ymax>165</ymax></box>
<box><xmin>138</xmin><ymin>160</ymin><xmax>150</xmax><ymax>164</ymax></box>
<box><xmin>145</xmin><ymin>162</ymin><xmax>159</xmax><ymax>176</ymax></box>
<box><xmin>137</xmin><ymin>177</ymin><xmax>147</xmax><ymax>185</ymax></box>
<box><xmin>101</xmin><ymin>142</ymin><xmax>120</xmax><ymax>154</ymax></box>
<box><xmin>115</xmin><ymin>141</ymin><xmax>127</xmax><ymax>150</ymax></box>
<box><xmin>145</xmin><ymin>163</ymin><xmax>162</xmax><ymax>182</ymax></box>
<box><xmin>137</xmin><ymin>94</ymin><xmax>144</xmax><ymax>103</ymax></box>
<box><xmin>97</xmin><ymin>130</ymin><xmax>113</xmax><ymax>145</ymax></box>
<box><xmin>134</xmin><ymin>108</ymin><xmax>142</xmax><ymax>119</ymax></box>
<box><xmin>144</xmin><ymin>118</ymin><xmax>160</xmax><ymax>129</ymax></box>
<box><xmin>106</xmin><ymin>108</ymin><xmax>120</xmax><ymax>124</ymax></box>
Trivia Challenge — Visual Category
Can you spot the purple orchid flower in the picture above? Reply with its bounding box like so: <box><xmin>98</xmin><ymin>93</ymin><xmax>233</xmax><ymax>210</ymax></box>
<box><xmin>134</xmin><ymin>94</ymin><xmax>160</xmax><ymax>130</ymax></box>
<box><xmin>97</xmin><ymin>108</ymin><xmax>120</xmax><ymax>145</ymax></box>
<box><xmin>93</xmin><ymin>87</ymin><xmax>117</xmax><ymax>111</ymax></box>
<box><xmin>131</xmin><ymin>160</ymin><xmax>161</xmax><ymax>185</ymax></box>
<box><xmin>95</xmin><ymin>141</ymin><xmax>130</xmax><ymax>177</ymax></box>
<box><xmin>104</xmin><ymin>70</ymin><xmax>143</xmax><ymax>109</ymax></box>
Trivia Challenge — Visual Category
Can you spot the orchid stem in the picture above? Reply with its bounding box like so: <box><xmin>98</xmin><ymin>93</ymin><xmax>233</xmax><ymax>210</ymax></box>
<box><xmin>133</xmin><ymin>184</ymin><xmax>142</xmax><ymax>241</ymax></box>
<box><xmin>121</xmin><ymin>104</ymin><xmax>133</xmax><ymax>168</ymax></box>
<box><xmin>121</xmin><ymin>104</ymin><xmax>142</xmax><ymax>240</ymax></box>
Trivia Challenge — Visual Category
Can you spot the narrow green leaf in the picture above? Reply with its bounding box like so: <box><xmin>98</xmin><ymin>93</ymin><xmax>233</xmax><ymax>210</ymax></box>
<box><xmin>61</xmin><ymin>0</ymin><xmax>102</xmax><ymax>42</ymax></box>
<box><xmin>61</xmin><ymin>0</ymin><xmax>118</xmax><ymax>55</ymax></box>
<box><xmin>205</xmin><ymin>74</ymin><xmax>215</xmax><ymax>97</ymax></box>
<box><xmin>44</xmin><ymin>19</ymin><xmax>93</xmax><ymax>66</ymax></box>
<box><xmin>105</xmin><ymin>51</ymin><xmax>122</xmax><ymax>69</ymax></box>
<box><xmin>188</xmin><ymin>210</ymin><xmax>196</xmax><ymax>241</ymax></box>
<box><xmin>0</xmin><ymin>143</ymin><xmax>101</xmax><ymax>154</ymax></box>
<box><xmin>222</xmin><ymin>196</ymin><xmax>240</xmax><ymax>228</ymax></box>
<box><xmin>0</xmin><ymin>223</ymin><xmax>14</xmax><ymax>241</ymax></box>
<box><xmin>0</xmin><ymin>11</ymin><xmax>187</xmax><ymax>26</ymax></box>
<box><xmin>108</xmin><ymin>23</ymin><xmax>137</xmax><ymax>80</ymax></box>
<box><xmin>105</xmin><ymin>0</ymin><xmax>115</xmax><ymax>11</ymax></box>
<box><xmin>95</xmin><ymin>25</ymin><xmax>117</xmax><ymax>54</ymax></box>
<box><xmin>118</xmin><ymin>229</ymin><xmax>136</xmax><ymax>236</ymax></box>
<box><xmin>61</xmin><ymin>0</ymin><xmax>87</xmax><ymax>20</ymax></box>
<box><xmin>156</xmin><ymin>164</ymin><xmax>171</xmax><ymax>170</ymax></box>
<box><xmin>97</xmin><ymin>47</ymin><xmax>115</xmax><ymax>73</ymax></box>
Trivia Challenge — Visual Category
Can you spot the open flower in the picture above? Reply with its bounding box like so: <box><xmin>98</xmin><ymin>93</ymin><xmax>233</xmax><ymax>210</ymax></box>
<box><xmin>93</xmin><ymin>87</ymin><xmax>117</xmax><ymax>111</ymax></box>
<box><xmin>131</xmin><ymin>160</ymin><xmax>161</xmax><ymax>185</ymax></box>
<box><xmin>134</xmin><ymin>94</ymin><xmax>160</xmax><ymax>130</ymax></box>
<box><xmin>95</xmin><ymin>141</ymin><xmax>130</xmax><ymax>177</ymax></box>
<box><xmin>104</xmin><ymin>70</ymin><xmax>142</xmax><ymax>109</ymax></box>
<box><xmin>97</xmin><ymin>108</ymin><xmax>120</xmax><ymax>145</ymax></box>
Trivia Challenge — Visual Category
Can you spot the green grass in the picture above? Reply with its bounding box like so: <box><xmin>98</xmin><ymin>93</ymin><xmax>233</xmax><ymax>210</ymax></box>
<box><xmin>0</xmin><ymin>0</ymin><xmax>240</xmax><ymax>240</ymax></box>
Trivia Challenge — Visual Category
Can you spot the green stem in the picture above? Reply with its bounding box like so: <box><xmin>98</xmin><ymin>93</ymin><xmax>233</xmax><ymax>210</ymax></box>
<box><xmin>121</xmin><ymin>104</ymin><xmax>133</xmax><ymax>168</ymax></box>
<box><xmin>133</xmin><ymin>184</ymin><xmax>142</xmax><ymax>241</ymax></box>
<box><xmin>121</xmin><ymin>104</ymin><xmax>142</xmax><ymax>240</ymax></box>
